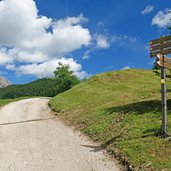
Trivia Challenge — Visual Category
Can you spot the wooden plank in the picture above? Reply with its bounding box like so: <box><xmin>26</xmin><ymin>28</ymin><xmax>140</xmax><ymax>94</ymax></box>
<box><xmin>157</xmin><ymin>54</ymin><xmax>171</xmax><ymax>69</ymax></box>
<box><xmin>157</xmin><ymin>54</ymin><xmax>171</xmax><ymax>64</ymax></box>
<box><xmin>157</xmin><ymin>60</ymin><xmax>171</xmax><ymax>70</ymax></box>
<box><xmin>150</xmin><ymin>35</ymin><xmax>171</xmax><ymax>45</ymax></box>
<box><xmin>150</xmin><ymin>48</ymin><xmax>171</xmax><ymax>57</ymax></box>
<box><xmin>150</xmin><ymin>42</ymin><xmax>171</xmax><ymax>52</ymax></box>
<box><xmin>158</xmin><ymin>59</ymin><xmax>171</xmax><ymax>67</ymax></box>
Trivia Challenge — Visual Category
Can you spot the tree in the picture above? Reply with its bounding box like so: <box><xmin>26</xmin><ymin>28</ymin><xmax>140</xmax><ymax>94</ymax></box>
<box><xmin>54</xmin><ymin>62</ymin><xmax>80</xmax><ymax>93</ymax></box>
<box><xmin>152</xmin><ymin>59</ymin><xmax>161</xmax><ymax>77</ymax></box>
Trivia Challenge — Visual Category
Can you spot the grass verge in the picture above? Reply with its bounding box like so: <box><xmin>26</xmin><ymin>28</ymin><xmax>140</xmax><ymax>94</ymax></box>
<box><xmin>49</xmin><ymin>69</ymin><xmax>171</xmax><ymax>170</ymax></box>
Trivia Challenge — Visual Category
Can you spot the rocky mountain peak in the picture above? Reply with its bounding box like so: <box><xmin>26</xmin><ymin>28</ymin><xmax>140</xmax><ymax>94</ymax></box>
<box><xmin>0</xmin><ymin>77</ymin><xmax>11</xmax><ymax>88</ymax></box>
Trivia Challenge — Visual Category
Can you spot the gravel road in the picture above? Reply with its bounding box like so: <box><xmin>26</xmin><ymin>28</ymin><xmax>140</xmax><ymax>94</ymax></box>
<box><xmin>0</xmin><ymin>98</ymin><xmax>122</xmax><ymax>171</ymax></box>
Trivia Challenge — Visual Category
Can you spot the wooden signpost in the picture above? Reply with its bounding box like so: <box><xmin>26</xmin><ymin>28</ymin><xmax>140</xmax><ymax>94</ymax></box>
<box><xmin>150</xmin><ymin>35</ymin><xmax>171</xmax><ymax>138</ymax></box>
<box><xmin>150</xmin><ymin>35</ymin><xmax>171</xmax><ymax>57</ymax></box>
<box><xmin>157</xmin><ymin>54</ymin><xmax>171</xmax><ymax>70</ymax></box>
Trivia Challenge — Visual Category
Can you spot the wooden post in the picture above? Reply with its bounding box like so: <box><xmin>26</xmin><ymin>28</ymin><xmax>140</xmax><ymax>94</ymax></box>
<box><xmin>161</xmin><ymin>66</ymin><xmax>167</xmax><ymax>138</ymax></box>
<box><xmin>160</xmin><ymin>36</ymin><xmax>167</xmax><ymax>138</ymax></box>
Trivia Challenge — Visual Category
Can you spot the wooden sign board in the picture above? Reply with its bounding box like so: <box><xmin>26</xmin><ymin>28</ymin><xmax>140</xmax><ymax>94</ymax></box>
<box><xmin>150</xmin><ymin>35</ymin><xmax>171</xmax><ymax>45</ymax></box>
<box><xmin>150</xmin><ymin>49</ymin><xmax>171</xmax><ymax>58</ymax></box>
<box><xmin>149</xmin><ymin>36</ymin><xmax>171</xmax><ymax>138</ymax></box>
<box><xmin>150</xmin><ymin>35</ymin><xmax>171</xmax><ymax>57</ymax></box>
<box><xmin>157</xmin><ymin>54</ymin><xmax>171</xmax><ymax>70</ymax></box>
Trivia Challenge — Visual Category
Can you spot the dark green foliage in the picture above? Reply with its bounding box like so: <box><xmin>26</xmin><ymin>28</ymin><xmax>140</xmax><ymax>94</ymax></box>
<box><xmin>0</xmin><ymin>63</ymin><xmax>81</xmax><ymax>99</ymax></box>
<box><xmin>0</xmin><ymin>78</ymin><xmax>58</xmax><ymax>99</ymax></box>
<box><xmin>54</xmin><ymin>62</ymin><xmax>80</xmax><ymax>93</ymax></box>
<box><xmin>152</xmin><ymin>59</ymin><xmax>161</xmax><ymax>77</ymax></box>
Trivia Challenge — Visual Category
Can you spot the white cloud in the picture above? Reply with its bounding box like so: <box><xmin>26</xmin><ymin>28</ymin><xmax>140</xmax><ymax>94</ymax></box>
<box><xmin>82</xmin><ymin>34</ymin><xmax>138</xmax><ymax>60</ymax></box>
<box><xmin>43</xmin><ymin>14</ymin><xmax>91</xmax><ymax>56</ymax></box>
<box><xmin>0</xmin><ymin>47</ymin><xmax>15</xmax><ymax>65</ymax></box>
<box><xmin>152</xmin><ymin>9</ymin><xmax>171</xmax><ymax>28</ymax></box>
<box><xmin>75</xmin><ymin>71</ymin><xmax>90</xmax><ymax>80</ymax></box>
<box><xmin>12</xmin><ymin>58</ymin><xmax>88</xmax><ymax>79</ymax></box>
<box><xmin>5</xmin><ymin>64</ymin><xmax>16</xmax><ymax>71</ymax></box>
<box><xmin>111</xmin><ymin>35</ymin><xmax>137</xmax><ymax>50</ymax></box>
<box><xmin>0</xmin><ymin>0</ymin><xmax>91</xmax><ymax>59</ymax></box>
<box><xmin>111</xmin><ymin>35</ymin><xmax>137</xmax><ymax>44</ymax></box>
<box><xmin>111</xmin><ymin>35</ymin><xmax>145</xmax><ymax>54</ymax></box>
<box><xmin>121</xmin><ymin>66</ymin><xmax>131</xmax><ymax>70</ymax></box>
<box><xmin>0</xmin><ymin>0</ymin><xmax>92</xmax><ymax>78</ymax></box>
<box><xmin>97</xmin><ymin>21</ymin><xmax>104</xmax><ymax>27</ymax></box>
<box><xmin>0</xmin><ymin>0</ymin><xmax>52</xmax><ymax>48</ymax></box>
<box><xmin>82</xmin><ymin>50</ymin><xmax>91</xmax><ymax>60</ymax></box>
<box><xmin>141</xmin><ymin>5</ymin><xmax>154</xmax><ymax>15</ymax></box>
<box><xmin>95</xmin><ymin>34</ymin><xmax>110</xmax><ymax>49</ymax></box>
<box><xmin>82</xmin><ymin>34</ymin><xmax>110</xmax><ymax>60</ymax></box>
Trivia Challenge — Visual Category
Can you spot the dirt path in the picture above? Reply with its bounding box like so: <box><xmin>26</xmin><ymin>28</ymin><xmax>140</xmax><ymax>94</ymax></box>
<box><xmin>0</xmin><ymin>98</ymin><xmax>122</xmax><ymax>171</ymax></box>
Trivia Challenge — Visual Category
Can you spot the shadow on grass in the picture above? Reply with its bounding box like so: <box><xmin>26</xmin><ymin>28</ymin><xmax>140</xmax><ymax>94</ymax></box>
<box><xmin>82</xmin><ymin>99</ymin><xmax>171</xmax><ymax>153</ymax></box>
<box><xmin>167</xmin><ymin>89</ymin><xmax>171</xmax><ymax>93</ymax></box>
<box><xmin>105</xmin><ymin>99</ymin><xmax>171</xmax><ymax>116</ymax></box>
<box><xmin>141</xmin><ymin>128</ymin><xmax>162</xmax><ymax>138</ymax></box>
<box><xmin>81</xmin><ymin>135</ymin><xmax>121</xmax><ymax>152</ymax></box>
<box><xmin>103</xmin><ymin>99</ymin><xmax>171</xmax><ymax>138</ymax></box>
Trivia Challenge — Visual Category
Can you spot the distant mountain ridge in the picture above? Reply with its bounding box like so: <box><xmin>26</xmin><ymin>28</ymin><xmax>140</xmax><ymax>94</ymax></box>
<box><xmin>0</xmin><ymin>77</ymin><xmax>11</xmax><ymax>88</ymax></box>
<box><xmin>0</xmin><ymin>78</ymin><xmax>58</xmax><ymax>98</ymax></box>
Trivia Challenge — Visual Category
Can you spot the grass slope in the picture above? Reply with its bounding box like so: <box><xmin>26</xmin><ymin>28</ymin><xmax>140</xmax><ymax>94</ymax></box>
<box><xmin>49</xmin><ymin>69</ymin><xmax>171</xmax><ymax>170</ymax></box>
<box><xmin>0</xmin><ymin>78</ymin><xmax>58</xmax><ymax>99</ymax></box>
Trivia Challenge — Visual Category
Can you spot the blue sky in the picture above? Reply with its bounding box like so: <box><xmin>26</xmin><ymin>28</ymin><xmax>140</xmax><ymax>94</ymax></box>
<box><xmin>0</xmin><ymin>0</ymin><xmax>170</xmax><ymax>84</ymax></box>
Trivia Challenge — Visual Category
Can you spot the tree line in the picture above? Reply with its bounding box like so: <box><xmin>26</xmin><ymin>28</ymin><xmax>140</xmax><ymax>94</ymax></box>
<box><xmin>0</xmin><ymin>63</ymin><xmax>81</xmax><ymax>99</ymax></box>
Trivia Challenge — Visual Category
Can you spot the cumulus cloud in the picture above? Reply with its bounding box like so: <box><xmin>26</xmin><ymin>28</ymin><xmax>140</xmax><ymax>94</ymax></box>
<box><xmin>0</xmin><ymin>47</ymin><xmax>15</xmax><ymax>65</ymax></box>
<box><xmin>0</xmin><ymin>0</ymin><xmax>92</xmax><ymax>79</ymax></box>
<box><xmin>8</xmin><ymin>58</ymin><xmax>89</xmax><ymax>79</ymax></box>
<box><xmin>121</xmin><ymin>66</ymin><xmax>131</xmax><ymax>70</ymax></box>
<box><xmin>152</xmin><ymin>9</ymin><xmax>171</xmax><ymax>28</ymax></box>
<box><xmin>82</xmin><ymin>34</ymin><xmax>139</xmax><ymax>60</ymax></box>
<box><xmin>0</xmin><ymin>0</ymin><xmax>52</xmax><ymax>48</ymax></box>
<box><xmin>95</xmin><ymin>34</ymin><xmax>110</xmax><ymax>49</ymax></box>
<box><xmin>141</xmin><ymin>5</ymin><xmax>154</xmax><ymax>15</ymax></box>
<box><xmin>82</xmin><ymin>34</ymin><xmax>110</xmax><ymax>60</ymax></box>
<box><xmin>5</xmin><ymin>64</ymin><xmax>16</xmax><ymax>71</ymax></box>
<box><xmin>0</xmin><ymin>0</ymin><xmax>91</xmax><ymax>51</ymax></box>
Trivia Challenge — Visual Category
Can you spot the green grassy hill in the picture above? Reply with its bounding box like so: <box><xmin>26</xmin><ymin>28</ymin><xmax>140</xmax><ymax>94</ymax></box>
<box><xmin>0</xmin><ymin>78</ymin><xmax>58</xmax><ymax>99</ymax></box>
<box><xmin>49</xmin><ymin>69</ymin><xmax>171</xmax><ymax>170</ymax></box>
